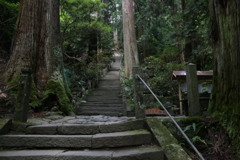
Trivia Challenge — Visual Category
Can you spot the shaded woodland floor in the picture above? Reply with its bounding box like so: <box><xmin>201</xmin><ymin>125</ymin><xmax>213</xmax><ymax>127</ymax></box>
<box><xmin>187</xmin><ymin>126</ymin><xmax>237</xmax><ymax>160</ymax></box>
<box><xmin>164</xmin><ymin>117</ymin><xmax>238</xmax><ymax>160</ymax></box>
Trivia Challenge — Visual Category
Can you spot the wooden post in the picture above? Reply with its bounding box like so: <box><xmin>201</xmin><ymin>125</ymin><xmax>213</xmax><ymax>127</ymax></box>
<box><xmin>14</xmin><ymin>68</ymin><xmax>32</xmax><ymax>122</ymax></box>
<box><xmin>178</xmin><ymin>83</ymin><xmax>183</xmax><ymax>115</ymax></box>
<box><xmin>132</xmin><ymin>66</ymin><xmax>145</xmax><ymax>119</ymax></box>
<box><xmin>186</xmin><ymin>63</ymin><xmax>201</xmax><ymax>116</ymax></box>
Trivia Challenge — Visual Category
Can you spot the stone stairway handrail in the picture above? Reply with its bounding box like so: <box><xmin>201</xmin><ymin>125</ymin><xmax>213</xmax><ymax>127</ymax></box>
<box><xmin>133</xmin><ymin>71</ymin><xmax>205</xmax><ymax>160</ymax></box>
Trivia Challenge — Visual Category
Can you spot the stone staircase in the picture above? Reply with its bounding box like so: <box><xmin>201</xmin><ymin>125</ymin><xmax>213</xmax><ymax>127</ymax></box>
<box><xmin>0</xmin><ymin>119</ymin><xmax>164</xmax><ymax>160</ymax></box>
<box><xmin>76</xmin><ymin>54</ymin><xmax>126</xmax><ymax>116</ymax></box>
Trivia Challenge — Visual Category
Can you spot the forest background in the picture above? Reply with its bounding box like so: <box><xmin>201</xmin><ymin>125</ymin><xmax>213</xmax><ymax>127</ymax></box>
<box><xmin>0</xmin><ymin>0</ymin><xmax>239</xmax><ymax>159</ymax></box>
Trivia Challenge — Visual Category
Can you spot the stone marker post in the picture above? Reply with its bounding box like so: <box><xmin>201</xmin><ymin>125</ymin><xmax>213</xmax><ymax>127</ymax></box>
<box><xmin>186</xmin><ymin>63</ymin><xmax>201</xmax><ymax>116</ymax></box>
<box><xmin>132</xmin><ymin>66</ymin><xmax>145</xmax><ymax>119</ymax></box>
<box><xmin>14</xmin><ymin>68</ymin><xmax>32</xmax><ymax>122</ymax></box>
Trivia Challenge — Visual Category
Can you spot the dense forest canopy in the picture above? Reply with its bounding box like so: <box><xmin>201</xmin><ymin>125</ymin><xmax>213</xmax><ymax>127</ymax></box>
<box><xmin>0</xmin><ymin>0</ymin><xmax>239</xmax><ymax>158</ymax></box>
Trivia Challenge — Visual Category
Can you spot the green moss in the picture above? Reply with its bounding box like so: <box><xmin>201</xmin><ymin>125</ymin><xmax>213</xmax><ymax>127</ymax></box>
<box><xmin>6</xmin><ymin>75</ymin><xmax>21</xmax><ymax>97</ymax></box>
<box><xmin>29</xmin><ymin>82</ymin><xmax>41</xmax><ymax>108</ymax></box>
<box><xmin>0</xmin><ymin>119</ymin><xmax>12</xmax><ymax>135</ymax></box>
<box><xmin>147</xmin><ymin>118</ymin><xmax>178</xmax><ymax>146</ymax></box>
<box><xmin>165</xmin><ymin>144</ymin><xmax>192</xmax><ymax>160</ymax></box>
<box><xmin>147</xmin><ymin>118</ymin><xmax>192</xmax><ymax>160</ymax></box>
<box><xmin>43</xmin><ymin>79</ymin><xmax>73</xmax><ymax>115</ymax></box>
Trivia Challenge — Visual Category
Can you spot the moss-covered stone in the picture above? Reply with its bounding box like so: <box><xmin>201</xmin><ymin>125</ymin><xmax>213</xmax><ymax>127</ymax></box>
<box><xmin>29</xmin><ymin>82</ymin><xmax>41</xmax><ymax>108</ymax></box>
<box><xmin>43</xmin><ymin>79</ymin><xmax>73</xmax><ymax>115</ymax></box>
<box><xmin>147</xmin><ymin>118</ymin><xmax>192</xmax><ymax>160</ymax></box>
<box><xmin>0</xmin><ymin>119</ymin><xmax>12</xmax><ymax>135</ymax></box>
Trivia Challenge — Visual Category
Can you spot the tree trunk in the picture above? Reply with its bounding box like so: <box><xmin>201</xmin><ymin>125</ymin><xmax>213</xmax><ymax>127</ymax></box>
<box><xmin>209</xmin><ymin>0</ymin><xmax>240</xmax><ymax>150</ymax></box>
<box><xmin>5</xmin><ymin>0</ymin><xmax>72</xmax><ymax>114</ymax></box>
<box><xmin>122</xmin><ymin>0</ymin><xmax>139</xmax><ymax>77</ymax></box>
<box><xmin>181</xmin><ymin>0</ymin><xmax>193</xmax><ymax>63</ymax></box>
<box><xmin>113</xmin><ymin>28</ymin><xmax>119</xmax><ymax>50</ymax></box>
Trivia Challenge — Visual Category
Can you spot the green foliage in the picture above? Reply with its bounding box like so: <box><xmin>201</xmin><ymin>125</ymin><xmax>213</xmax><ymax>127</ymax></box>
<box><xmin>143</xmin><ymin>55</ymin><xmax>184</xmax><ymax>104</ymax></box>
<box><xmin>183</xmin><ymin>122</ymin><xmax>207</xmax><ymax>145</ymax></box>
<box><xmin>134</xmin><ymin>0</ymin><xmax>212</xmax><ymax>70</ymax></box>
<box><xmin>28</xmin><ymin>83</ymin><xmax>41</xmax><ymax>108</ymax></box>
<box><xmin>162</xmin><ymin>117</ymin><xmax>208</xmax><ymax>148</ymax></box>
<box><xmin>121</xmin><ymin>76</ymin><xmax>135</xmax><ymax>111</ymax></box>
<box><xmin>43</xmin><ymin>80</ymin><xmax>73</xmax><ymax>115</ymax></box>
<box><xmin>60</xmin><ymin>0</ymin><xmax>113</xmax><ymax>59</ymax></box>
<box><xmin>60</xmin><ymin>0</ymin><xmax>114</xmax><ymax>98</ymax></box>
<box><xmin>211</xmin><ymin>104</ymin><xmax>240</xmax><ymax>156</ymax></box>
<box><xmin>0</xmin><ymin>0</ymin><xmax>19</xmax><ymax>57</ymax></box>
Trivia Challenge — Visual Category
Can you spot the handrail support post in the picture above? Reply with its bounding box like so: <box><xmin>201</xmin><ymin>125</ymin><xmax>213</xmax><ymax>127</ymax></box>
<box><xmin>14</xmin><ymin>68</ymin><xmax>32</xmax><ymax>122</ymax></box>
<box><xmin>132</xmin><ymin>66</ymin><xmax>145</xmax><ymax>119</ymax></box>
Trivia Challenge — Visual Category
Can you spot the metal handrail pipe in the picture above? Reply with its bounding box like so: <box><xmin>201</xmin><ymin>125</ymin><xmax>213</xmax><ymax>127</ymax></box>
<box><xmin>136</xmin><ymin>74</ymin><xmax>205</xmax><ymax>160</ymax></box>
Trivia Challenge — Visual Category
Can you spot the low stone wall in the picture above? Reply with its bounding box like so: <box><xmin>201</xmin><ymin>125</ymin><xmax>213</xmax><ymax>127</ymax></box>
<box><xmin>146</xmin><ymin>118</ymin><xmax>192</xmax><ymax>160</ymax></box>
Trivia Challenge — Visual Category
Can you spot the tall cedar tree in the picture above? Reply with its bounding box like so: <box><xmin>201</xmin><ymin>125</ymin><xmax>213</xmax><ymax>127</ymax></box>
<box><xmin>210</xmin><ymin>0</ymin><xmax>240</xmax><ymax>150</ymax></box>
<box><xmin>122</xmin><ymin>0</ymin><xmax>139</xmax><ymax>77</ymax></box>
<box><xmin>5</xmin><ymin>0</ymin><xmax>72</xmax><ymax>114</ymax></box>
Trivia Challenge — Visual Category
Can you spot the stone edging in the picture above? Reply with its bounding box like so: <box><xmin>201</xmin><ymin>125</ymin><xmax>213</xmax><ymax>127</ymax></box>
<box><xmin>146</xmin><ymin>118</ymin><xmax>192</xmax><ymax>160</ymax></box>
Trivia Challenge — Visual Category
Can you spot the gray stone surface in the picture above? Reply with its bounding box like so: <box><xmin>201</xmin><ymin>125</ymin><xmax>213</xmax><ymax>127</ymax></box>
<box><xmin>186</xmin><ymin>63</ymin><xmax>201</xmax><ymax>116</ymax></box>
<box><xmin>1</xmin><ymin>129</ymin><xmax>151</xmax><ymax>149</ymax></box>
<box><xmin>25</xmin><ymin>119</ymin><xmax>146</xmax><ymax>135</ymax></box>
<box><xmin>0</xmin><ymin>135</ymin><xmax>92</xmax><ymax>148</ymax></box>
<box><xmin>147</xmin><ymin>118</ymin><xmax>192</xmax><ymax>160</ymax></box>
<box><xmin>27</xmin><ymin>124</ymin><xmax>57</xmax><ymax>135</ymax></box>
<box><xmin>26</xmin><ymin>115</ymin><xmax>134</xmax><ymax>126</ymax></box>
<box><xmin>0</xmin><ymin>150</ymin><xmax>62</xmax><ymax>160</ymax></box>
<box><xmin>0</xmin><ymin>146</ymin><xmax>164</xmax><ymax>160</ymax></box>
<box><xmin>58</xmin><ymin>124</ymin><xmax>99</xmax><ymax>135</ymax></box>
<box><xmin>60</xmin><ymin>151</ymin><xmax>112</xmax><ymax>160</ymax></box>
<box><xmin>112</xmin><ymin>146</ymin><xmax>164</xmax><ymax>160</ymax></box>
<box><xmin>99</xmin><ymin>119</ymin><xmax>146</xmax><ymax>133</ymax></box>
<box><xmin>92</xmin><ymin>130</ymin><xmax>152</xmax><ymax>148</ymax></box>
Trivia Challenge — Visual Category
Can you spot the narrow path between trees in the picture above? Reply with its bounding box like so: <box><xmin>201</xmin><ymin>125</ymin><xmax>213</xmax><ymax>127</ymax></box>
<box><xmin>76</xmin><ymin>53</ymin><xmax>126</xmax><ymax>116</ymax></box>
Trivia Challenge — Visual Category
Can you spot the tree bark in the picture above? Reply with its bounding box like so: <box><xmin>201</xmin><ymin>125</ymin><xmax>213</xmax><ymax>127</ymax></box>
<box><xmin>181</xmin><ymin>0</ymin><xmax>193</xmax><ymax>63</ymax></box>
<box><xmin>209</xmin><ymin>0</ymin><xmax>240</xmax><ymax>149</ymax></box>
<box><xmin>122</xmin><ymin>0</ymin><xmax>139</xmax><ymax>77</ymax></box>
<box><xmin>113</xmin><ymin>28</ymin><xmax>119</xmax><ymax>50</ymax></box>
<box><xmin>5</xmin><ymin>0</ymin><xmax>72</xmax><ymax>114</ymax></box>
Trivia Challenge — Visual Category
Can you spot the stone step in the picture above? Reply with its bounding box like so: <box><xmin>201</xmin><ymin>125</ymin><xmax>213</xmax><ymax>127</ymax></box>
<box><xmin>0</xmin><ymin>145</ymin><xmax>164</xmax><ymax>160</ymax></box>
<box><xmin>78</xmin><ymin>111</ymin><xmax>125</xmax><ymax>117</ymax></box>
<box><xmin>90</xmin><ymin>92</ymin><xmax>121</xmax><ymax>96</ymax></box>
<box><xmin>86</xmin><ymin>96</ymin><xmax>122</xmax><ymax>100</ymax></box>
<box><xmin>79</xmin><ymin>109</ymin><xmax>125</xmax><ymax>114</ymax></box>
<box><xmin>98</xmin><ymin>82</ymin><xmax>120</xmax><ymax>85</ymax></box>
<box><xmin>99</xmin><ymin>79</ymin><xmax>120</xmax><ymax>83</ymax></box>
<box><xmin>79</xmin><ymin>104</ymin><xmax>123</xmax><ymax>108</ymax></box>
<box><xmin>78</xmin><ymin>106</ymin><xmax>124</xmax><ymax>113</ymax></box>
<box><xmin>86</xmin><ymin>99</ymin><xmax>123</xmax><ymax>103</ymax></box>
<box><xmin>78</xmin><ymin>108</ymin><xmax>124</xmax><ymax>113</ymax></box>
<box><xmin>97</xmin><ymin>87</ymin><xmax>121</xmax><ymax>90</ymax></box>
<box><xmin>98</xmin><ymin>83</ymin><xmax>120</xmax><ymax>86</ymax></box>
<box><xmin>26</xmin><ymin>120</ymin><xmax>147</xmax><ymax>135</ymax></box>
<box><xmin>78</xmin><ymin>107</ymin><xmax>125</xmax><ymax>111</ymax></box>
<box><xmin>109</xmin><ymin>68</ymin><xmax>120</xmax><ymax>71</ymax></box>
<box><xmin>90</xmin><ymin>89</ymin><xmax>121</xmax><ymax>92</ymax></box>
<box><xmin>0</xmin><ymin>130</ymin><xmax>152</xmax><ymax>149</ymax></box>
